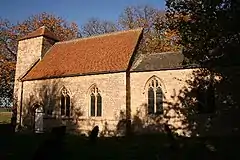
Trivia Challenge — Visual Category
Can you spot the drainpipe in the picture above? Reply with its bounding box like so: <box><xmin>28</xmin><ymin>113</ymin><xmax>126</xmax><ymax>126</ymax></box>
<box><xmin>126</xmin><ymin>70</ymin><xmax>131</xmax><ymax>136</ymax></box>
<box><xmin>125</xmin><ymin>28</ymin><xmax>143</xmax><ymax>136</ymax></box>
<box><xmin>19</xmin><ymin>81</ymin><xmax>24</xmax><ymax>126</ymax></box>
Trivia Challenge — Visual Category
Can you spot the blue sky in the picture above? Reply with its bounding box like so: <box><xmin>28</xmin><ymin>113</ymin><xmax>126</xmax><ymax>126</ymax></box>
<box><xmin>0</xmin><ymin>0</ymin><xmax>165</xmax><ymax>27</ymax></box>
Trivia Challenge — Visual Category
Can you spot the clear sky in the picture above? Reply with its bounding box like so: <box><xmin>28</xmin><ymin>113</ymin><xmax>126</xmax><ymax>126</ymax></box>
<box><xmin>0</xmin><ymin>0</ymin><xmax>166</xmax><ymax>27</ymax></box>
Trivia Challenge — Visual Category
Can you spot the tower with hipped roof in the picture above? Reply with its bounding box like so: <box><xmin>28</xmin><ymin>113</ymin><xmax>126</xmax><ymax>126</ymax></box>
<box><xmin>14</xmin><ymin>26</ymin><xmax>59</xmax><ymax>123</ymax></box>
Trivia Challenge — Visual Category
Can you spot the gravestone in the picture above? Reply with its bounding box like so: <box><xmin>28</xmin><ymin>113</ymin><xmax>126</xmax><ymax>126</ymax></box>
<box><xmin>35</xmin><ymin>107</ymin><xmax>44</xmax><ymax>133</ymax></box>
<box><xmin>89</xmin><ymin>126</ymin><xmax>99</xmax><ymax>144</ymax></box>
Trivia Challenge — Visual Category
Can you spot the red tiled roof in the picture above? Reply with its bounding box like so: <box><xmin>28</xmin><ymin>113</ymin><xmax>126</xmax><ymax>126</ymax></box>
<box><xmin>22</xmin><ymin>28</ymin><xmax>143</xmax><ymax>81</ymax></box>
<box><xmin>18</xmin><ymin>26</ymin><xmax>59</xmax><ymax>41</ymax></box>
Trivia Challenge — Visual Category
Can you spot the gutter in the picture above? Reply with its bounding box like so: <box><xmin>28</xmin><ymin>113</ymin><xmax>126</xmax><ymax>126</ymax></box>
<box><xmin>21</xmin><ymin>70</ymin><xmax>126</xmax><ymax>82</ymax></box>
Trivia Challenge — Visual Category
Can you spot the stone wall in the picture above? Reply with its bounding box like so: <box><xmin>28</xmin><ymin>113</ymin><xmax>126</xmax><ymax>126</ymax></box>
<box><xmin>129</xmin><ymin>68</ymin><xmax>238</xmax><ymax>137</ymax></box>
<box><xmin>19</xmin><ymin>68</ymin><xmax>201</xmax><ymax>136</ymax></box>
<box><xmin>21</xmin><ymin>72</ymin><xmax>126</xmax><ymax>136</ymax></box>
<box><xmin>14</xmin><ymin>36</ymin><xmax>57</xmax><ymax>124</ymax></box>
<box><xmin>14</xmin><ymin>37</ymin><xmax>45</xmax><ymax>123</ymax></box>
<box><xmin>130</xmin><ymin>69</ymin><xmax>196</xmax><ymax>136</ymax></box>
<box><xmin>15</xmin><ymin>37</ymin><xmax>44</xmax><ymax>80</ymax></box>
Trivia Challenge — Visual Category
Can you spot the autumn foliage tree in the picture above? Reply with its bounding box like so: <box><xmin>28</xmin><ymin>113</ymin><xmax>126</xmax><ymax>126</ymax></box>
<box><xmin>0</xmin><ymin>19</ymin><xmax>17</xmax><ymax>106</ymax></box>
<box><xmin>0</xmin><ymin>13</ymin><xmax>80</xmax><ymax>106</ymax></box>
<box><xmin>1</xmin><ymin>6</ymin><xmax>181</xmax><ymax>107</ymax></box>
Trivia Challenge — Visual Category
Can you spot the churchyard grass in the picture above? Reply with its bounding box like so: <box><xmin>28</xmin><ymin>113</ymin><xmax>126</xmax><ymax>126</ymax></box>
<box><xmin>0</xmin><ymin>111</ymin><xmax>11</xmax><ymax>124</ymax></box>
<box><xmin>1</xmin><ymin>133</ymin><xmax>238</xmax><ymax>160</ymax></box>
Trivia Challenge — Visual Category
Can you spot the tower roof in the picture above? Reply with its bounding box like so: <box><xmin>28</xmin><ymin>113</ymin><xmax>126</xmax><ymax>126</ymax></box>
<box><xmin>18</xmin><ymin>26</ymin><xmax>59</xmax><ymax>41</ymax></box>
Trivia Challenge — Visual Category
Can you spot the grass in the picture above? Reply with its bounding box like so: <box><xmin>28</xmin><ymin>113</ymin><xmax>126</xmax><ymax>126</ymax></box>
<box><xmin>0</xmin><ymin>111</ymin><xmax>238</xmax><ymax>160</ymax></box>
<box><xmin>0</xmin><ymin>112</ymin><xmax>11</xmax><ymax>124</ymax></box>
<box><xmin>0</xmin><ymin>133</ymin><xmax>238</xmax><ymax>160</ymax></box>
<box><xmin>0</xmin><ymin>133</ymin><xmax>47</xmax><ymax>160</ymax></box>
<box><xmin>0</xmin><ymin>110</ymin><xmax>237</xmax><ymax>159</ymax></box>
<box><xmin>0</xmin><ymin>108</ymin><xmax>11</xmax><ymax>112</ymax></box>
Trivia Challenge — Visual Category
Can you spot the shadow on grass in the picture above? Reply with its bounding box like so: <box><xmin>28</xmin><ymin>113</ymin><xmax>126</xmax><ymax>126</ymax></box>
<box><xmin>0</xmin><ymin>129</ymin><xmax>239</xmax><ymax>160</ymax></box>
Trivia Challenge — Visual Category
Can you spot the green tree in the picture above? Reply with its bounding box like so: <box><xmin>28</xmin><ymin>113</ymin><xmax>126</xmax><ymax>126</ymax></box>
<box><xmin>166</xmin><ymin>0</ymin><xmax>240</xmax><ymax>66</ymax></box>
<box><xmin>165</xmin><ymin>0</ymin><xmax>240</xmax><ymax>135</ymax></box>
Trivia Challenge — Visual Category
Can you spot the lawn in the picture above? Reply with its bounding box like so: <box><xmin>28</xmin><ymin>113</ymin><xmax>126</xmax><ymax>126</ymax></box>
<box><xmin>0</xmin><ymin>133</ymin><xmax>47</xmax><ymax>160</ymax></box>
<box><xmin>0</xmin><ymin>112</ymin><xmax>11</xmax><ymax>124</ymax></box>
<box><xmin>0</xmin><ymin>110</ymin><xmax>239</xmax><ymax>160</ymax></box>
<box><xmin>0</xmin><ymin>110</ymin><xmax>237</xmax><ymax>159</ymax></box>
<box><xmin>0</xmin><ymin>133</ymin><xmax>239</xmax><ymax>160</ymax></box>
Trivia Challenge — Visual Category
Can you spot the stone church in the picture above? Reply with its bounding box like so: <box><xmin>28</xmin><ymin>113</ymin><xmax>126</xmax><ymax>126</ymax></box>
<box><xmin>14</xmin><ymin>26</ymin><xmax>200</xmax><ymax>136</ymax></box>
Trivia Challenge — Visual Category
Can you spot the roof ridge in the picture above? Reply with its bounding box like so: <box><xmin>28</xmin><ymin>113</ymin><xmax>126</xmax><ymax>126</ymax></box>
<box><xmin>56</xmin><ymin>28</ymin><xmax>143</xmax><ymax>45</ymax></box>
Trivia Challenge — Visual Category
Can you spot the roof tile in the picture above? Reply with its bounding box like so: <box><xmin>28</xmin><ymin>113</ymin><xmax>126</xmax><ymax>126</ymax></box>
<box><xmin>131</xmin><ymin>52</ymin><xmax>185</xmax><ymax>71</ymax></box>
<box><xmin>22</xmin><ymin>28</ymin><xmax>143</xmax><ymax>80</ymax></box>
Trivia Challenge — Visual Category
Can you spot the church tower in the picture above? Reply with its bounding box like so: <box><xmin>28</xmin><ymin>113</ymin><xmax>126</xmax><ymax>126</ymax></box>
<box><xmin>14</xmin><ymin>26</ymin><xmax>59</xmax><ymax>124</ymax></box>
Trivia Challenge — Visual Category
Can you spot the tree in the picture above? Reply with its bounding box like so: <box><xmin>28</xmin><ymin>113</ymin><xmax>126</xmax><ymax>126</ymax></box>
<box><xmin>118</xmin><ymin>5</ymin><xmax>159</xmax><ymax>30</ymax></box>
<box><xmin>0</xmin><ymin>13</ymin><xmax>81</xmax><ymax>106</ymax></box>
<box><xmin>0</xmin><ymin>18</ymin><xmax>17</xmax><ymax>106</ymax></box>
<box><xmin>81</xmin><ymin>18</ymin><xmax>119</xmax><ymax>37</ymax></box>
<box><xmin>165</xmin><ymin>0</ymin><xmax>240</xmax><ymax>136</ymax></box>
<box><xmin>118</xmin><ymin>5</ymin><xmax>180</xmax><ymax>53</ymax></box>
<box><xmin>14</xmin><ymin>12</ymin><xmax>81</xmax><ymax>42</ymax></box>
<box><xmin>166</xmin><ymin>0</ymin><xmax>240</xmax><ymax>65</ymax></box>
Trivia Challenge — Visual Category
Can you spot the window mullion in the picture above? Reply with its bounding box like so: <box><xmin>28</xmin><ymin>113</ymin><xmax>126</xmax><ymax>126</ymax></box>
<box><xmin>64</xmin><ymin>96</ymin><xmax>66</xmax><ymax>116</ymax></box>
<box><xmin>154</xmin><ymin>87</ymin><xmax>156</xmax><ymax>113</ymax></box>
<box><xmin>95</xmin><ymin>94</ymin><xmax>97</xmax><ymax>117</ymax></box>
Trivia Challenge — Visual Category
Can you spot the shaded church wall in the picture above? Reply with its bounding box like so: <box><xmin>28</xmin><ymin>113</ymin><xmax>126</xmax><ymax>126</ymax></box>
<box><xmin>130</xmin><ymin>68</ymin><xmax>238</xmax><ymax>137</ymax></box>
<box><xmin>130</xmin><ymin>68</ymin><xmax>196</xmax><ymax>136</ymax></box>
<box><xmin>21</xmin><ymin>72</ymin><xmax>126</xmax><ymax>135</ymax></box>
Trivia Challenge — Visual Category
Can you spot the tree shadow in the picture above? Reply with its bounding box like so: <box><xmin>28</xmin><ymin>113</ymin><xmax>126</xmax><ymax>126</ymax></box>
<box><xmin>19</xmin><ymin>80</ymin><xmax>84</xmax><ymax>134</ymax></box>
<box><xmin>166</xmin><ymin>67</ymin><xmax>240</xmax><ymax>137</ymax></box>
<box><xmin>125</xmin><ymin>66</ymin><xmax>240</xmax><ymax>137</ymax></box>
<box><xmin>5</xmin><ymin>67</ymin><xmax>240</xmax><ymax>159</ymax></box>
<box><xmin>11</xmin><ymin>80</ymin><xmax>86</xmax><ymax>159</ymax></box>
<box><xmin>164</xmin><ymin>0</ymin><xmax>240</xmax><ymax>137</ymax></box>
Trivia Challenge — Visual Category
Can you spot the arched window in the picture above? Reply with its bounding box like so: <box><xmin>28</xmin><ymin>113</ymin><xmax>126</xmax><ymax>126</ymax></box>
<box><xmin>90</xmin><ymin>93</ymin><xmax>95</xmax><ymax>116</ymax></box>
<box><xmin>147</xmin><ymin>77</ymin><xmax>164</xmax><ymax>115</ymax></box>
<box><xmin>156</xmin><ymin>87</ymin><xmax>163</xmax><ymax>114</ymax></box>
<box><xmin>148</xmin><ymin>87</ymin><xmax>154</xmax><ymax>114</ymax></box>
<box><xmin>90</xmin><ymin>86</ymin><xmax>102</xmax><ymax>117</ymax></box>
<box><xmin>97</xmin><ymin>93</ymin><xmax>102</xmax><ymax>116</ymax></box>
<box><xmin>60</xmin><ymin>87</ymin><xmax>71</xmax><ymax>117</ymax></box>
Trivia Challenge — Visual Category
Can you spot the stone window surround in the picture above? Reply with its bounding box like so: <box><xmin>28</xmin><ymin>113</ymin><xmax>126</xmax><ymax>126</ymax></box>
<box><xmin>89</xmin><ymin>85</ymin><xmax>102</xmax><ymax>117</ymax></box>
<box><xmin>59</xmin><ymin>86</ymin><xmax>72</xmax><ymax>118</ymax></box>
<box><xmin>143</xmin><ymin>75</ymin><xmax>167</xmax><ymax>116</ymax></box>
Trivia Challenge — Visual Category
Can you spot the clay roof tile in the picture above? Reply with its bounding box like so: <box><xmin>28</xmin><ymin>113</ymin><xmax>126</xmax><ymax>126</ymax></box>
<box><xmin>22</xmin><ymin>28</ymin><xmax>143</xmax><ymax>81</ymax></box>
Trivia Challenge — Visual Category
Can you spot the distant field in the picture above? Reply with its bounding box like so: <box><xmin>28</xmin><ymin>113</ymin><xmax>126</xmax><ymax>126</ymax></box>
<box><xmin>0</xmin><ymin>107</ymin><xmax>12</xmax><ymax>112</ymax></box>
<box><xmin>0</xmin><ymin>112</ymin><xmax>11</xmax><ymax>124</ymax></box>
